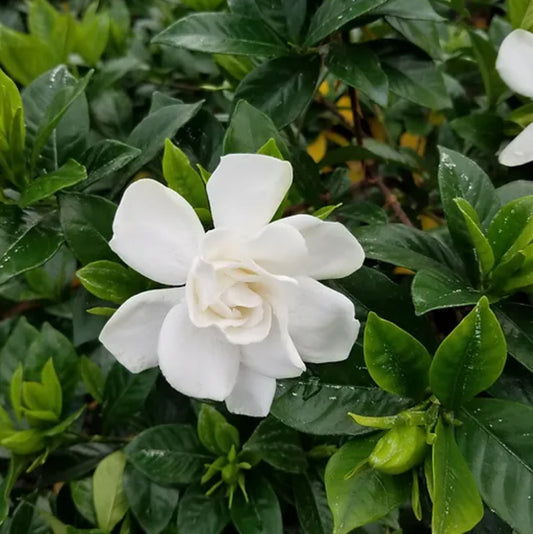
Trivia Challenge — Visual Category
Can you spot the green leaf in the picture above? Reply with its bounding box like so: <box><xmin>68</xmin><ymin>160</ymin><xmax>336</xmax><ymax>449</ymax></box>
<box><xmin>76</xmin><ymin>260</ymin><xmax>148</xmax><ymax>304</ymax></box>
<box><xmin>20</xmin><ymin>160</ymin><xmax>87</xmax><ymax>207</ymax></box>
<box><xmin>457</xmin><ymin>399</ymin><xmax>533</xmax><ymax>534</ymax></box>
<box><xmin>80</xmin><ymin>356</ymin><xmax>105</xmax><ymax>403</ymax></box>
<box><xmin>293</xmin><ymin>473</ymin><xmax>333</xmax><ymax>534</ymax></box>
<box><xmin>197</xmin><ymin>404</ymin><xmax>239</xmax><ymax>456</ymax></box>
<box><xmin>242</xmin><ymin>417</ymin><xmax>307</xmax><ymax>474</ymax></box>
<box><xmin>438</xmin><ymin>147</ymin><xmax>501</xmax><ymax>282</ymax></box>
<box><xmin>23</xmin><ymin>358</ymin><xmax>62</xmax><ymax>417</ymax></box>
<box><xmin>28</xmin><ymin>70</ymin><xmax>92</xmax><ymax>172</ymax></box>
<box><xmin>0</xmin><ymin>205</ymin><xmax>63</xmax><ymax>285</ymax></box>
<box><xmin>123</xmin><ymin>463</ymin><xmax>180</xmax><ymax>534</ymax></box>
<box><xmin>454</xmin><ymin>198</ymin><xmax>495</xmax><ymax>275</ymax></box>
<box><xmin>450</xmin><ymin>113</ymin><xmax>504</xmax><ymax>153</ymax></box>
<box><xmin>74</xmin><ymin>7</ymin><xmax>110</xmax><ymax>65</ymax></box>
<box><xmin>487</xmin><ymin>196</ymin><xmax>533</xmax><ymax>266</ymax></box>
<box><xmin>102</xmin><ymin>365</ymin><xmax>158</xmax><ymax>433</ymax></box>
<box><xmin>386</xmin><ymin>18</ymin><xmax>442</xmax><ymax>59</ymax></box>
<box><xmin>162</xmin><ymin>139</ymin><xmax>208</xmax><ymax>209</ymax></box>
<box><xmin>230</xmin><ymin>476</ymin><xmax>282</xmax><ymax>534</ymax></box>
<box><xmin>364</xmin><ymin>312</ymin><xmax>431</xmax><ymax>399</ymax></box>
<box><xmin>153</xmin><ymin>13</ymin><xmax>288</xmax><ymax>56</ymax></box>
<box><xmin>70</xmin><ymin>477</ymin><xmax>97</xmax><ymax>525</ymax></box>
<box><xmin>509</xmin><ymin>0</ymin><xmax>533</xmax><ymax>30</ymax></box>
<box><xmin>234</xmin><ymin>55</ymin><xmax>320</xmax><ymax>128</ymax></box>
<box><xmin>372</xmin><ymin>0</ymin><xmax>444</xmax><ymax>20</ymax></box>
<box><xmin>354</xmin><ymin>223</ymin><xmax>462</xmax><ymax>275</ymax></box>
<box><xmin>93</xmin><ymin>450</ymin><xmax>129</xmax><ymax>532</ymax></box>
<box><xmin>326</xmin><ymin>43</ymin><xmax>389</xmax><ymax>107</ymax></box>
<box><xmin>494</xmin><ymin>302</ymin><xmax>533</xmax><ymax>372</ymax></box>
<box><xmin>224</xmin><ymin>100</ymin><xmax>288</xmax><ymax>156</ymax></box>
<box><xmin>378</xmin><ymin>42</ymin><xmax>451</xmax><ymax>110</ymax></box>
<box><xmin>23</xmin><ymin>66</ymin><xmax>89</xmax><ymax>171</ymax></box>
<box><xmin>325</xmin><ymin>436</ymin><xmax>410</xmax><ymax>534</ymax></box>
<box><xmin>177</xmin><ymin>484</ymin><xmax>230</xmax><ymax>534</ymax></box>
<box><xmin>1</xmin><ymin>428</ymin><xmax>45</xmax><ymax>454</ymax></box>
<box><xmin>125</xmin><ymin>424</ymin><xmax>212</xmax><ymax>485</ymax></box>
<box><xmin>271</xmin><ymin>380</ymin><xmax>412</xmax><ymax>436</ymax></box>
<box><xmin>59</xmin><ymin>192</ymin><xmax>117</xmax><ymax>265</ymax></box>
<box><xmin>0</xmin><ymin>455</ymin><xmax>30</xmax><ymax>524</ymax></box>
<box><xmin>304</xmin><ymin>0</ymin><xmax>388</xmax><ymax>46</ymax></box>
<box><xmin>9</xmin><ymin>364</ymin><xmax>24</xmax><ymax>421</ymax></box>
<box><xmin>79</xmin><ymin>140</ymin><xmax>141</xmax><ymax>191</ymax></box>
<box><xmin>429</xmin><ymin>297</ymin><xmax>507</xmax><ymax>410</ymax></box>
<box><xmin>469</xmin><ymin>30</ymin><xmax>507</xmax><ymax>108</ymax></box>
<box><xmin>497</xmin><ymin>180</ymin><xmax>533</xmax><ymax>205</ymax></box>
<box><xmin>411</xmin><ymin>269</ymin><xmax>482</xmax><ymax>315</ymax></box>
<box><xmin>432</xmin><ymin>418</ymin><xmax>483</xmax><ymax>534</ymax></box>
<box><xmin>257</xmin><ymin>138</ymin><xmax>284</xmax><ymax>159</ymax></box>
<box><xmin>121</xmin><ymin>100</ymin><xmax>203</xmax><ymax>188</ymax></box>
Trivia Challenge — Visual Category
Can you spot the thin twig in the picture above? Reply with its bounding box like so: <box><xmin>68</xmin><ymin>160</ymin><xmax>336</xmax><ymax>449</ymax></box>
<box><xmin>372</xmin><ymin>175</ymin><xmax>414</xmax><ymax>227</ymax></box>
<box><xmin>348</xmin><ymin>86</ymin><xmax>364</xmax><ymax>147</ymax></box>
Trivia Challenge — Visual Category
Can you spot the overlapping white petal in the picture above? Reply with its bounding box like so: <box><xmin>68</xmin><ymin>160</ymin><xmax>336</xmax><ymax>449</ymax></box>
<box><xmin>280</xmin><ymin>214</ymin><xmax>365</xmax><ymax>279</ymax></box>
<box><xmin>287</xmin><ymin>277</ymin><xmax>359</xmax><ymax>363</ymax></box>
<box><xmin>99</xmin><ymin>287</ymin><xmax>185</xmax><ymax>373</ymax></box>
<box><xmin>225</xmin><ymin>365</ymin><xmax>277</xmax><ymax>417</ymax></box>
<box><xmin>206</xmin><ymin>154</ymin><xmax>292</xmax><ymax>234</ymax></box>
<box><xmin>498</xmin><ymin>123</ymin><xmax>533</xmax><ymax>167</ymax></box>
<box><xmin>110</xmin><ymin>179</ymin><xmax>205</xmax><ymax>285</ymax></box>
<box><xmin>158</xmin><ymin>302</ymin><xmax>241</xmax><ymax>401</ymax></box>
<box><xmin>496</xmin><ymin>29</ymin><xmax>533</xmax><ymax>99</ymax></box>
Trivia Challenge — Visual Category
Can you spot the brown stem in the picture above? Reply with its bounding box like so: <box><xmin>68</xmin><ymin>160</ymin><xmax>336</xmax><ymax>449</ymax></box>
<box><xmin>348</xmin><ymin>86</ymin><xmax>364</xmax><ymax>147</ymax></box>
<box><xmin>1</xmin><ymin>300</ymin><xmax>42</xmax><ymax>319</ymax></box>
<box><xmin>372</xmin><ymin>175</ymin><xmax>414</xmax><ymax>227</ymax></box>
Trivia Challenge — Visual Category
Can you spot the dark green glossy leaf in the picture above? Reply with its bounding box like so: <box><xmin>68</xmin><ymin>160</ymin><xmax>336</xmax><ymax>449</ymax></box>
<box><xmin>293</xmin><ymin>473</ymin><xmax>333</xmax><ymax>534</ymax></box>
<box><xmin>387</xmin><ymin>17</ymin><xmax>442</xmax><ymax>58</ymax></box>
<box><xmin>234</xmin><ymin>55</ymin><xmax>320</xmax><ymax>128</ymax></box>
<box><xmin>411</xmin><ymin>269</ymin><xmax>482</xmax><ymax>315</ymax></box>
<box><xmin>80</xmin><ymin>356</ymin><xmax>105</xmax><ymax>403</ymax></box>
<box><xmin>271</xmin><ymin>380</ymin><xmax>412</xmax><ymax>436</ymax></box>
<box><xmin>494</xmin><ymin>302</ymin><xmax>533</xmax><ymax>372</ymax></box>
<box><xmin>20</xmin><ymin>159</ymin><xmax>87</xmax><ymax>206</ymax></box>
<box><xmin>59</xmin><ymin>192</ymin><xmax>117</xmax><ymax>265</ymax></box>
<box><xmin>432</xmin><ymin>419</ymin><xmax>483</xmax><ymax>534</ymax></box>
<box><xmin>456</xmin><ymin>399</ymin><xmax>533</xmax><ymax>534</ymax></box>
<box><xmin>177</xmin><ymin>484</ymin><xmax>230</xmax><ymax>534</ymax></box>
<box><xmin>373</xmin><ymin>0</ymin><xmax>444</xmax><ymax>20</ymax></box>
<box><xmin>325</xmin><ymin>436</ymin><xmax>410</xmax><ymax>534</ymax></box>
<box><xmin>451</xmin><ymin>113</ymin><xmax>504</xmax><ymax>153</ymax></box>
<box><xmin>242</xmin><ymin>417</ymin><xmax>307</xmax><ymax>473</ymax></box>
<box><xmin>125</xmin><ymin>424</ymin><xmax>212</xmax><ymax>485</ymax></box>
<box><xmin>231</xmin><ymin>476</ymin><xmax>282</xmax><ymax>534</ymax></box>
<box><xmin>497</xmin><ymin>180</ymin><xmax>533</xmax><ymax>204</ymax></box>
<box><xmin>364</xmin><ymin>312</ymin><xmax>431</xmax><ymax>399</ymax></box>
<box><xmin>102</xmin><ymin>364</ymin><xmax>158</xmax><ymax>432</ymax></box>
<box><xmin>123</xmin><ymin>463</ymin><xmax>179</xmax><ymax>534</ymax></box>
<box><xmin>326</xmin><ymin>43</ymin><xmax>388</xmax><ymax>106</ymax></box>
<box><xmin>429</xmin><ymin>297</ymin><xmax>506</xmax><ymax>410</ymax></box>
<box><xmin>304</xmin><ymin>0</ymin><xmax>388</xmax><ymax>46</ymax></box>
<box><xmin>224</xmin><ymin>100</ymin><xmax>289</xmax><ymax>156</ymax></box>
<box><xmin>153</xmin><ymin>13</ymin><xmax>288</xmax><ymax>56</ymax></box>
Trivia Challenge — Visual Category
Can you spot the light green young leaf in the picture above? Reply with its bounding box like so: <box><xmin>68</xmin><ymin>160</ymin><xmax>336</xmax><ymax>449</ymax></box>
<box><xmin>197</xmin><ymin>404</ymin><xmax>240</xmax><ymax>456</ymax></box>
<box><xmin>429</xmin><ymin>297</ymin><xmax>506</xmax><ymax>410</ymax></box>
<box><xmin>93</xmin><ymin>450</ymin><xmax>129</xmax><ymax>532</ymax></box>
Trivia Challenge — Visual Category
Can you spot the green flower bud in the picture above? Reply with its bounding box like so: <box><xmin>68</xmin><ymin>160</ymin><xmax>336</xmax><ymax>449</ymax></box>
<box><xmin>369</xmin><ymin>426</ymin><xmax>428</xmax><ymax>475</ymax></box>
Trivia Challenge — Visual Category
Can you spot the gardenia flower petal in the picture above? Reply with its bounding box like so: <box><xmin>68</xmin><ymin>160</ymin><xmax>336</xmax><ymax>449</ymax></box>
<box><xmin>99</xmin><ymin>287</ymin><xmax>185</xmax><ymax>373</ymax></box>
<box><xmin>158</xmin><ymin>301</ymin><xmax>241</xmax><ymax>401</ymax></box>
<box><xmin>498</xmin><ymin>123</ymin><xmax>533</xmax><ymax>167</ymax></box>
<box><xmin>280</xmin><ymin>214</ymin><xmax>365</xmax><ymax>279</ymax></box>
<box><xmin>241</xmin><ymin>315</ymin><xmax>305</xmax><ymax>378</ymax></box>
<box><xmin>496</xmin><ymin>29</ymin><xmax>533</xmax><ymax>99</ymax></box>
<box><xmin>110</xmin><ymin>179</ymin><xmax>205</xmax><ymax>285</ymax></box>
<box><xmin>206</xmin><ymin>153</ymin><xmax>292</xmax><ymax>234</ymax></box>
<box><xmin>225</xmin><ymin>365</ymin><xmax>277</xmax><ymax>417</ymax></box>
<box><xmin>288</xmin><ymin>277</ymin><xmax>359</xmax><ymax>363</ymax></box>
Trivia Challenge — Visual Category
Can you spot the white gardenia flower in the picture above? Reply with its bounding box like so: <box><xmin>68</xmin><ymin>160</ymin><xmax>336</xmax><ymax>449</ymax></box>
<box><xmin>99</xmin><ymin>153</ymin><xmax>364</xmax><ymax>417</ymax></box>
<box><xmin>496</xmin><ymin>29</ymin><xmax>533</xmax><ymax>166</ymax></box>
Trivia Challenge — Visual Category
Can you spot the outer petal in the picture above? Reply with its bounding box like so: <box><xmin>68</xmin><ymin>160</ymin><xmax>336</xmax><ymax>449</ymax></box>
<box><xmin>280</xmin><ymin>214</ymin><xmax>365</xmax><ymax>279</ymax></box>
<box><xmin>225</xmin><ymin>365</ymin><xmax>276</xmax><ymax>417</ymax></box>
<box><xmin>287</xmin><ymin>277</ymin><xmax>359</xmax><ymax>363</ymax></box>
<box><xmin>496</xmin><ymin>29</ymin><xmax>533</xmax><ymax>98</ymax></box>
<box><xmin>206</xmin><ymin>154</ymin><xmax>292</xmax><ymax>234</ymax></box>
<box><xmin>498</xmin><ymin>124</ymin><xmax>533</xmax><ymax>167</ymax></box>
<box><xmin>241</xmin><ymin>315</ymin><xmax>305</xmax><ymax>378</ymax></box>
<box><xmin>110</xmin><ymin>179</ymin><xmax>205</xmax><ymax>285</ymax></box>
<box><xmin>99</xmin><ymin>287</ymin><xmax>185</xmax><ymax>373</ymax></box>
<box><xmin>245</xmin><ymin>222</ymin><xmax>308</xmax><ymax>275</ymax></box>
<box><xmin>158</xmin><ymin>301</ymin><xmax>240</xmax><ymax>401</ymax></box>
